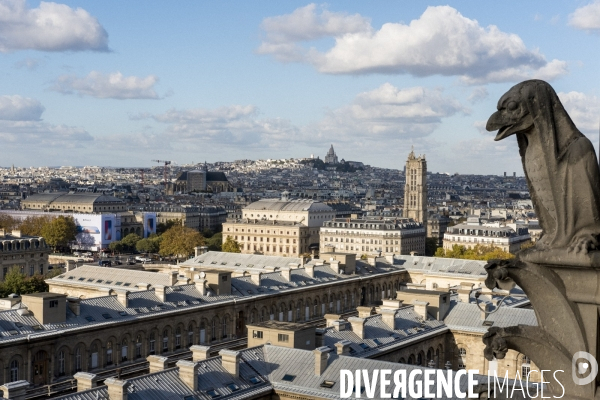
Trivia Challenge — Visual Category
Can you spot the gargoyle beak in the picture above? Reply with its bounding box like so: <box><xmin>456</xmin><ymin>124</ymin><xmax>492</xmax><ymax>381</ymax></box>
<box><xmin>486</xmin><ymin>111</ymin><xmax>514</xmax><ymax>141</ymax></box>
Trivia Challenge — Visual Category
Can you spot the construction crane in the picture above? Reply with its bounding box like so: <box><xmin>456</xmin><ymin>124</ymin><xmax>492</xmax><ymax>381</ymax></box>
<box><xmin>151</xmin><ymin>160</ymin><xmax>172</xmax><ymax>185</ymax></box>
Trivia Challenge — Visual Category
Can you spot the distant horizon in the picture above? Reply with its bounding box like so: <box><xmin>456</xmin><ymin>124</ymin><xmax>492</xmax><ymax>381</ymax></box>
<box><xmin>0</xmin><ymin>1</ymin><xmax>598</xmax><ymax>174</ymax></box>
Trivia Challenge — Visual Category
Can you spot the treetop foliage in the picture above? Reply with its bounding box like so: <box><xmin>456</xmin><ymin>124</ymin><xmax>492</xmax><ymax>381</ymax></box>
<box><xmin>434</xmin><ymin>244</ymin><xmax>515</xmax><ymax>261</ymax></box>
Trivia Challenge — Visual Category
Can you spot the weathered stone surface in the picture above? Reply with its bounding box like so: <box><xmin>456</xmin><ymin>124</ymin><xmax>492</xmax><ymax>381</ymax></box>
<box><xmin>484</xmin><ymin>80</ymin><xmax>600</xmax><ymax>400</ymax></box>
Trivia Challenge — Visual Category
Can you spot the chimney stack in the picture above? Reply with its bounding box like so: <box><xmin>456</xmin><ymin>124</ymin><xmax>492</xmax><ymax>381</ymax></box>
<box><xmin>313</xmin><ymin>346</ymin><xmax>331</xmax><ymax>375</ymax></box>
<box><xmin>380</xmin><ymin>309</ymin><xmax>396</xmax><ymax>330</ymax></box>
<box><xmin>457</xmin><ymin>282</ymin><xmax>474</xmax><ymax>303</ymax></box>
<box><xmin>380</xmin><ymin>299</ymin><xmax>403</xmax><ymax>310</ymax></box>
<box><xmin>190</xmin><ymin>345</ymin><xmax>211</xmax><ymax>362</ymax></box>
<box><xmin>412</xmin><ymin>300</ymin><xmax>429</xmax><ymax>320</ymax></box>
<box><xmin>281</xmin><ymin>268</ymin><xmax>291</xmax><ymax>282</ymax></box>
<box><xmin>324</xmin><ymin>314</ymin><xmax>341</xmax><ymax>327</ymax></box>
<box><xmin>116</xmin><ymin>290</ymin><xmax>129</xmax><ymax>307</ymax></box>
<box><xmin>305</xmin><ymin>264</ymin><xmax>315</xmax><ymax>278</ymax></box>
<box><xmin>176</xmin><ymin>360</ymin><xmax>200</xmax><ymax>391</ymax></box>
<box><xmin>219</xmin><ymin>349</ymin><xmax>241</xmax><ymax>377</ymax></box>
<box><xmin>105</xmin><ymin>378</ymin><xmax>130</xmax><ymax>400</ymax></box>
<box><xmin>250</xmin><ymin>271</ymin><xmax>262</xmax><ymax>286</ymax></box>
<box><xmin>348</xmin><ymin>317</ymin><xmax>366</xmax><ymax>339</ymax></box>
<box><xmin>67</xmin><ymin>297</ymin><xmax>81</xmax><ymax>316</ymax></box>
<box><xmin>335</xmin><ymin>340</ymin><xmax>352</xmax><ymax>356</ymax></box>
<box><xmin>356</xmin><ymin>306</ymin><xmax>374</xmax><ymax>318</ymax></box>
<box><xmin>0</xmin><ymin>381</ymin><xmax>29</xmax><ymax>400</ymax></box>
<box><xmin>154</xmin><ymin>285</ymin><xmax>166</xmax><ymax>302</ymax></box>
<box><xmin>147</xmin><ymin>355</ymin><xmax>168</xmax><ymax>373</ymax></box>
<box><xmin>169</xmin><ymin>271</ymin><xmax>178</xmax><ymax>286</ymax></box>
<box><xmin>73</xmin><ymin>372</ymin><xmax>98</xmax><ymax>392</ymax></box>
<box><xmin>194</xmin><ymin>277</ymin><xmax>207</xmax><ymax>296</ymax></box>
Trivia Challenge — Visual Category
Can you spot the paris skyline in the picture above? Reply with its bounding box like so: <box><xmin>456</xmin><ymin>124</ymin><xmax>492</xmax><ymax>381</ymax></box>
<box><xmin>0</xmin><ymin>0</ymin><xmax>598</xmax><ymax>174</ymax></box>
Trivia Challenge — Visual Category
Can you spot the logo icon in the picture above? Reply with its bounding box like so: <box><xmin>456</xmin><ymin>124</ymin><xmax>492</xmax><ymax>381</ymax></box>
<box><xmin>572</xmin><ymin>351</ymin><xmax>598</xmax><ymax>385</ymax></box>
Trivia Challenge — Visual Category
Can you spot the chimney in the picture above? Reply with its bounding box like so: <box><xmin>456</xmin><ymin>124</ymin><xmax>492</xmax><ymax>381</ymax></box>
<box><xmin>67</xmin><ymin>298</ymin><xmax>81</xmax><ymax>316</ymax></box>
<box><xmin>0</xmin><ymin>381</ymin><xmax>29</xmax><ymax>400</ymax></box>
<box><xmin>190</xmin><ymin>345</ymin><xmax>211</xmax><ymax>362</ymax></box>
<box><xmin>330</xmin><ymin>260</ymin><xmax>341</xmax><ymax>273</ymax></box>
<box><xmin>356</xmin><ymin>306</ymin><xmax>374</xmax><ymax>318</ymax></box>
<box><xmin>219</xmin><ymin>349</ymin><xmax>240</xmax><ymax>377</ymax></box>
<box><xmin>0</xmin><ymin>229</ymin><xmax>4</xmax><ymax>237</ymax></box>
<box><xmin>481</xmin><ymin>302</ymin><xmax>492</xmax><ymax>320</ymax></box>
<box><xmin>136</xmin><ymin>283</ymin><xmax>151</xmax><ymax>291</ymax></box>
<box><xmin>281</xmin><ymin>268</ymin><xmax>291</xmax><ymax>282</ymax></box>
<box><xmin>147</xmin><ymin>355</ymin><xmax>168</xmax><ymax>373</ymax></box>
<box><xmin>412</xmin><ymin>300</ymin><xmax>429</xmax><ymax>320</ymax></box>
<box><xmin>335</xmin><ymin>340</ymin><xmax>352</xmax><ymax>356</ymax></box>
<box><xmin>176</xmin><ymin>360</ymin><xmax>200</xmax><ymax>391</ymax></box>
<box><xmin>250</xmin><ymin>271</ymin><xmax>262</xmax><ymax>286</ymax></box>
<box><xmin>313</xmin><ymin>346</ymin><xmax>331</xmax><ymax>375</ymax></box>
<box><xmin>169</xmin><ymin>271</ymin><xmax>178</xmax><ymax>286</ymax></box>
<box><xmin>348</xmin><ymin>317</ymin><xmax>366</xmax><ymax>339</ymax></box>
<box><xmin>11</xmin><ymin>230</ymin><xmax>21</xmax><ymax>238</ymax></box>
<box><xmin>194</xmin><ymin>277</ymin><xmax>207</xmax><ymax>296</ymax></box>
<box><xmin>380</xmin><ymin>299</ymin><xmax>403</xmax><ymax>310</ymax></box>
<box><xmin>324</xmin><ymin>314</ymin><xmax>341</xmax><ymax>327</ymax></box>
<box><xmin>380</xmin><ymin>309</ymin><xmax>396</xmax><ymax>329</ymax></box>
<box><xmin>154</xmin><ymin>285</ymin><xmax>166</xmax><ymax>302</ymax></box>
<box><xmin>105</xmin><ymin>378</ymin><xmax>130</xmax><ymax>400</ymax></box>
<box><xmin>73</xmin><ymin>372</ymin><xmax>98</xmax><ymax>392</ymax></box>
<box><xmin>115</xmin><ymin>290</ymin><xmax>129</xmax><ymax>307</ymax></box>
<box><xmin>457</xmin><ymin>282</ymin><xmax>474</xmax><ymax>303</ymax></box>
<box><xmin>305</xmin><ymin>264</ymin><xmax>315</xmax><ymax>278</ymax></box>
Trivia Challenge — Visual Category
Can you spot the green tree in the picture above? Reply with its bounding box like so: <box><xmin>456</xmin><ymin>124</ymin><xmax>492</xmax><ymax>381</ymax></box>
<box><xmin>159</xmin><ymin>225</ymin><xmax>205</xmax><ymax>258</ymax></box>
<box><xmin>1</xmin><ymin>267</ymin><xmax>25</xmax><ymax>295</ymax></box>
<box><xmin>121</xmin><ymin>233</ymin><xmax>142</xmax><ymax>251</ymax></box>
<box><xmin>0</xmin><ymin>267</ymin><xmax>58</xmax><ymax>297</ymax></box>
<box><xmin>136</xmin><ymin>237</ymin><xmax>160</xmax><ymax>253</ymax></box>
<box><xmin>0</xmin><ymin>214</ymin><xmax>18</xmax><ymax>231</ymax></box>
<box><xmin>425</xmin><ymin>238</ymin><xmax>439</xmax><ymax>256</ymax></box>
<box><xmin>19</xmin><ymin>215</ymin><xmax>53</xmax><ymax>236</ymax></box>
<box><xmin>157</xmin><ymin>219</ymin><xmax>181</xmax><ymax>235</ymax></box>
<box><xmin>40</xmin><ymin>216</ymin><xmax>78</xmax><ymax>251</ymax></box>
<box><xmin>109</xmin><ymin>241</ymin><xmax>126</xmax><ymax>253</ymax></box>
<box><xmin>434</xmin><ymin>244</ymin><xmax>514</xmax><ymax>261</ymax></box>
<box><xmin>202</xmin><ymin>228</ymin><xmax>214</xmax><ymax>238</ymax></box>
<box><xmin>222</xmin><ymin>236</ymin><xmax>241</xmax><ymax>253</ymax></box>
<box><xmin>206</xmin><ymin>232</ymin><xmax>222</xmax><ymax>251</ymax></box>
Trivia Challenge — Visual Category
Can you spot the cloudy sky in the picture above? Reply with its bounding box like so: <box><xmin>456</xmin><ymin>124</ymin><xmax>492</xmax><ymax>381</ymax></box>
<box><xmin>0</xmin><ymin>1</ymin><xmax>599</xmax><ymax>174</ymax></box>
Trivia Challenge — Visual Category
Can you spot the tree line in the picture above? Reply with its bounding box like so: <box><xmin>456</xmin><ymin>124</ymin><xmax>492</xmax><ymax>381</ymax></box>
<box><xmin>0</xmin><ymin>214</ymin><xmax>77</xmax><ymax>251</ymax></box>
<box><xmin>0</xmin><ymin>267</ymin><xmax>62</xmax><ymax>297</ymax></box>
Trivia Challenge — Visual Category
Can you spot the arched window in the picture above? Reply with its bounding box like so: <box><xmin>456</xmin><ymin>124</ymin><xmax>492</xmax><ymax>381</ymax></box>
<box><xmin>10</xmin><ymin>360</ymin><xmax>19</xmax><ymax>382</ymax></box>
<box><xmin>432</xmin><ymin>283</ymin><xmax>438</xmax><ymax>289</ymax></box>
<box><xmin>222</xmin><ymin>317</ymin><xmax>227</xmax><ymax>339</ymax></box>
<box><xmin>75</xmin><ymin>347</ymin><xmax>82</xmax><ymax>371</ymax></box>
<box><xmin>106</xmin><ymin>341</ymin><xmax>113</xmax><ymax>365</ymax></box>
<box><xmin>58</xmin><ymin>351</ymin><xmax>65</xmax><ymax>375</ymax></box>
<box><xmin>417</xmin><ymin>353</ymin><xmax>423</xmax><ymax>366</ymax></box>
<box><xmin>175</xmin><ymin>328</ymin><xmax>182</xmax><ymax>349</ymax></box>
<box><xmin>458</xmin><ymin>348</ymin><xmax>467</xmax><ymax>369</ymax></box>
<box><xmin>212</xmin><ymin>319</ymin><xmax>217</xmax><ymax>340</ymax></box>
<box><xmin>121</xmin><ymin>339</ymin><xmax>128</xmax><ymax>362</ymax></box>
<box><xmin>135</xmin><ymin>335</ymin><xmax>142</xmax><ymax>359</ymax></box>
<box><xmin>149</xmin><ymin>334</ymin><xmax>156</xmax><ymax>355</ymax></box>
<box><xmin>90</xmin><ymin>343</ymin><xmax>99</xmax><ymax>369</ymax></box>
<box><xmin>162</xmin><ymin>330</ymin><xmax>169</xmax><ymax>351</ymax></box>
<box><xmin>188</xmin><ymin>324</ymin><xmax>194</xmax><ymax>347</ymax></box>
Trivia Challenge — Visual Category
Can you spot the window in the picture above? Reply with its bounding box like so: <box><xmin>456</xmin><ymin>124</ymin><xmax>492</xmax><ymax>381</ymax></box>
<box><xmin>58</xmin><ymin>351</ymin><xmax>65</xmax><ymax>375</ymax></box>
<box><xmin>320</xmin><ymin>380</ymin><xmax>336</xmax><ymax>388</ymax></box>
<box><xmin>10</xmin><ymin>360</ymin><xmax>18</xmax><ymax>382</ymax></box>
<box><xmin>458</xmin><ymin>347</ymin><xmax>467</xmax><ymax>369</ymax></box>
<box><xmin>121</xmin><ymin>339</ymin><xmax>128</xmax><ymax>361</ymax></box>
<box><xmin>75</xmin><ymin>347</ymin><xmax>82</xmax><ymax>371</ymax></box>
<box><xmin>227</xmin><ymin>383</ymin><xmax>240</xmax><ymax>392</ymax></box>
<box><xmin>176</xmin><ymin>328</ymin><xmax>182</xmax><ymax>349</ymax></box>
<box><xmin>163</xmin><ymin>330</ymin><xmax>169</xmax><ymax>351</ymax></box>
<box><xmin>282</xmin><ymin>374</ymin><xmax>296</xmax><ymax>382</ymax></box>
<box><xmin>253</xmin><ymin>330</ymin><xmax>263</xmax><ymax>339</ymax></box>
<box><xmin>149</xmin><ymin>334</ymin><xmax>156</xmax><ymax>355</ymax></box>
<box><xmin>106</xmin><ymin>341</ymin><xmax>113</xmax><ymax>365</ymax></box>
<box><xmin>277</xmin><ymin>334</ymin><xmax>289</xmax><ymax>343</ymax></box>
<box><xmin>522</xmin><ymin>356</ymin><xmax>531</xmax><ymax>377</ymax></box>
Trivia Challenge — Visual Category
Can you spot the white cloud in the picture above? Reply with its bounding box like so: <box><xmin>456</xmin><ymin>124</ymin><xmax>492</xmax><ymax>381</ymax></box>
<box><xmin>258</xmin><ymin>5</ymin><xmax>567</xmax><ymax>83</ymax></box>
<box><xmin>51</xmin><ymin>71</ymin><xmax>160</xmax><ymax>99</ymax></box>
<box><xmin>0</xmin><ymin>95</ymin><xmax>44</xmax><ymax>121</ymax></box>
<box><xmin>468</xmin><ymin>87</ymin><xmax>489</xmax><ymax>103</ymax></box>
<box><xmin>135</xmin><ymin>105</ymin><xmax>299</xmax><ymax>150</ymax></box>
<box><xmin>569</xmin><ymin>1</ymin><xmax>600</xmax><ymax>32</ymax></box>
<box><xmin>302</xmin><ymin>83</ymin><xmax>465</xmax><ymax>144</ymax></box>
<box><xmin>558</xmin><ymin>91</ymin><xmax>600</xmax><ymax>134</ymax></box>
<box><xmin>0</xmin><ymin>120</ymin><xmax>93</xmax><ymax>147</ymax></box>
<box><xmin>0</xmin><ymin>0</ymin><xmax>108</xmax><ymax>52</ymax></box>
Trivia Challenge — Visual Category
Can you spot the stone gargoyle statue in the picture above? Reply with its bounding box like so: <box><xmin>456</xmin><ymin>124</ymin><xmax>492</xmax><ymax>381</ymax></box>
<box><xmin>487</xmin><ymin>79</ymin><xmax>600</xmax><ymax>256</ymax></box>
<box><xmin>482</xmin><ymin>80</ymin><xmax>600</xmax><ymax>400</ymax></box>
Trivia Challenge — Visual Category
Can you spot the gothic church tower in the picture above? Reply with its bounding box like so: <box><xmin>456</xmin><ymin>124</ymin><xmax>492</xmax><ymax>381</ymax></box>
<box><xmin>403</xmin><ymin>148</ymin><xmax>427</xmax><ymax>226</ymax></box>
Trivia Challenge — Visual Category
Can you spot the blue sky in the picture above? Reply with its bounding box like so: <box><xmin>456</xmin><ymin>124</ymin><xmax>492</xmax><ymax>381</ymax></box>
<box><xmin>0</xmin><ymin>1</ymin><xmax>599</xmax><ymax>174</ymax></box>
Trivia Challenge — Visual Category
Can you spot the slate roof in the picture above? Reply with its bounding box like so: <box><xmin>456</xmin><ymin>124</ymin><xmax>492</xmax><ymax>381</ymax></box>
<box><xmin>392</xmin><ymin>255</ymin><xmax>488</xmax><ymax>278</ymax></box>
<box><xmin>444</xmin><ymin>301</ymin><xmax>537</xmax><ymax>333</ymax></box>
<box><xmin>245</xmin><ymin>198</ymin><xmax>333</xmax><ymax>212</ymax></box>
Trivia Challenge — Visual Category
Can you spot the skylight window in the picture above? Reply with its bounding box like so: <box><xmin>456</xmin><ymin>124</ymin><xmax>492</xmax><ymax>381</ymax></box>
<box><xmin>96</xmin><ymin>279</ymin><xmax>103</xmax><ymax>283</ymax></box>
<box><xmin>78</xmin><ymin>277</ymin><xmax>85</xmax><ymax>281</ymax></box>
<box><xmin>282</xmin><ymin>374</ymin><xmax>296</xmax><ymax>382</ymax></box>
<box><xmin>106</xmin><ymin>280</ymin><xmax>112</xmax><ymax>284</ymax></box>
<box><xmin>373</xmin><ymin>339</ymin><xmax>382</xmax><ymax>345</ymax></box>
<box><xmin>359</xmin><ymin>343</ymin><xmax>370</xmax><ymax>350</ymax></box>
<box><xmin>14</xmin><ymin>322</ymin><xmax>23</xmax><ymax>328</ymax></box>
<box><xmin>115</xmin><ymin>282</ymin><xmax>123</xmax><ymax>286</ymax></box>
<box><xmin>249</xmin><ymin>376</ymin><xmax>261</xmax><ymax>384</ymax></box>
<box><xmin>118</xmin><ymin>311</ymin><xmax>128</xmax><ymax>316</ymax></box>
<box><xmin>32</xmin><ymin>325</ymin><xmax>44</xmax><ymax>331</ymax></box>
<box><xmin>205</xmin><ymin>389</ymin><xmax>220</xmax><ymax>398</ymax></box>
<box><xmin>226</xmin><ymin>383</ymin><xmax>240</xmax><ymax>392</ymax></box>
<box><xmin>85</xmin><ymin>316</ymin><xmax>95</xmax><ymax>322</ymax></box>
<box><xmin>483</xmin><ymin>320</ymin><xmax>494</xmax><ymax>327</ymax></box>
<box><xmin>320</xmin><ymin>380</ymin><xmax>336</xmax><ymax>388</ymax></box>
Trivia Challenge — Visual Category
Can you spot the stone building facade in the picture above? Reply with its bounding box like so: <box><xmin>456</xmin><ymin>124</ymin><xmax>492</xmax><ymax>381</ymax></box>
<box><xmin>0</xmin><ymin>230</ymin><xmax>49</xmax><ymax>282</ymax></box>
<box><xmin>403</xmin><ymin>149</ymin><xmax>427</xmax><ymax>227</ymax></box>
